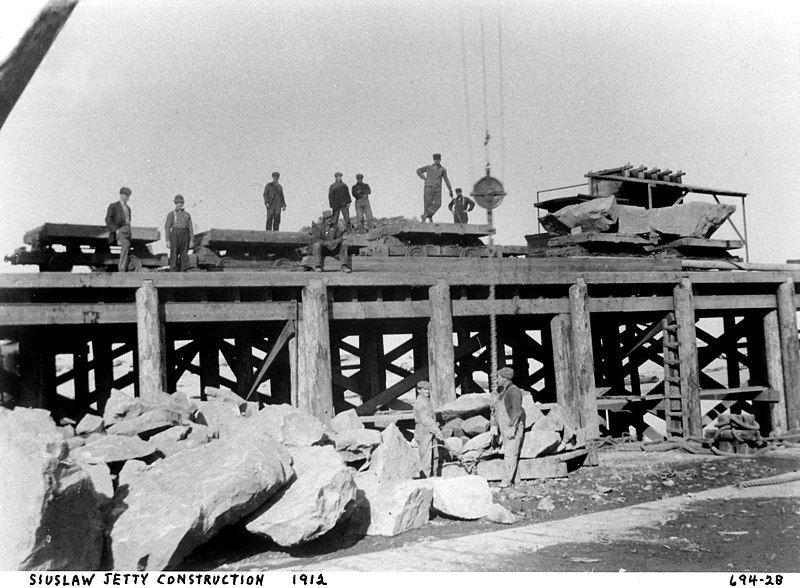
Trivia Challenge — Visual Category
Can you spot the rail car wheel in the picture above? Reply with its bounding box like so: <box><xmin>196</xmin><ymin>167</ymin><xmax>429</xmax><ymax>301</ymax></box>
<box><xmin>127</xmin><ymin>255</ymin><xmax>143</xmax><ymax>272</ymax></box>
<box><xmin>459</xmin><ymin>247</ymin><xmax>481</xmax><ymax>258</ymax></box>
<box><xmin>405</xmin><ymin>245</ymin><xmax>427</xmax><ymax>257</ymax></box>
<box><xmin>273</xmin><ymin>257</ymin><xmax>294</xmax><ymax>268</ymax></box>
<box><xmin>216</xmin><ymin>257</ymin><xmax>233</xmax><ymax>269</ymax></box>
<box><xmin>47</xmin><ymin>253</ymin><xmax>74</xmax><ymax>272</ymax></box>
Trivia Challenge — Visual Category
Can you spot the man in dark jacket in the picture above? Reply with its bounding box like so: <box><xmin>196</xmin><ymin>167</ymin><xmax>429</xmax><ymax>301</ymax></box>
<box><xmin>351</xmin><ymin>173</ymin><xmax>374</xmax><ymax>231</ymax></box>
<box><xmin>105</xmin><ymin>186</ymin><xmax>132</xmax><ymax>272</ymax></box>
<box><xmin>302</xmin><ymin>209</ymin><xmax>352</xmax><ymax>273</ymax></box>
<box><xmin>328</xmin><ymin>171</ymin><xmax>352</xmax><ymax>230</ymax></box>
<box><xmin>165</xmin><ymin>194</ymin><xmax>194</xmax><ymax>272</ymax></box>
<box><xmin>490</xmin><ymin>366</ymin><xmax>526</xmax><ymax>487</ymax></box>
<box><xmin>448</xmin><ymin>188</ymin><xmax>476</xmax><ymax>224</ymax></box>
<box><xmin>263</xmin><ymin>171</ymin><xmax>286</xmax><ymax>230</ymax></box>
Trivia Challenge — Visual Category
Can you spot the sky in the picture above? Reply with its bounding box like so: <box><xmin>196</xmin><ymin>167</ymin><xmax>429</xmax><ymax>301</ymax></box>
<box><xmin>1</xmin><ymin>0</ymin><xmax>799</xmax><ymax>270</ymax></box>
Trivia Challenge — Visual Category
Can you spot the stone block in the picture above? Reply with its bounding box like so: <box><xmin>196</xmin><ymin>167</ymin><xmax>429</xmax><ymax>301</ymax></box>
<box><xmin>416</xmin><ymin>475</ymin><xmax>492</xmax><ymax>520</ymax></box>
<box><xmin>71</xmin><ymin>434</ymin><xmax>158</xmax><ymax>464</ymax></box>
<box><xmin>350</xmin><ymin>472</ymin><xmax>433</xmax><ymax>537</ymax></box>
<box><xmin>106</xmin><ymin>408</ymin><xmax>183</xmax><ymax>439</ymax></box>
<box><xmin>77</xmin><ymin>462</ymin><xmax>114</xmax><ymax>508</ymax></box>
<box><xmin>437</xmin><ymin>393</ymin><xmax>493</xmax><ymax>421</ymax></box>
<box><xmin>461</xmin><ymin>415</ymin><xmax>490</xmax><ymax>437</ymax></box>
<box><xmin>368</xmin><ymin>423</ymin><xmax>420</xmax><ymax>482</ymax></box>
<box><xmin>245</xmin><ymin>403</ymin><xmax>327</xmax><ymax>446</ymax></box>
<box><xmin>76</xmin><ymin>414</ymin><xmax>105</xmax><ymax>436</ymax></box>
<box><xmin>193</xmin><ymin>401</ymin><xmax>244</xmax><ymax>438</ymax></box>
<box><xmin>520</xmin><ymin>430</ymin><xmax>561</xmax><ymax>459</ymax></box>
<box><xmin>331</xmin><ymin>409</ymin><xmax>363</xmax><ymax>433</ymax></box>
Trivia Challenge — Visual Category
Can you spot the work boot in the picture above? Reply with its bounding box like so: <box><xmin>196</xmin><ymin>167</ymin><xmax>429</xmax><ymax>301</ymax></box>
<box><xmin>340</xmin><ymin>266</ymin><xmax>352</xmax><ymax>273</ymax></box>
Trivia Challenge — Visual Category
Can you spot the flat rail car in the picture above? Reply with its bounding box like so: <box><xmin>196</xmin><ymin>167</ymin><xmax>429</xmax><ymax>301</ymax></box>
<box><xmin>193</xmin><ymin>229</ymin><xmax>311</xmax><ymax>270</ymax></box>
<box><xmin>4</xmin><ymin>223</ymin><xmax>164</xmax><ymax>271</ymax></box>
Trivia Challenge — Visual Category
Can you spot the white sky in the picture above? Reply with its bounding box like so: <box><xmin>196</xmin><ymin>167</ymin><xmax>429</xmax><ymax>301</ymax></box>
<box><xmin>1</xmin><ymin>0</ymin><xmax>799</xmax><ymax>269</ymax></box>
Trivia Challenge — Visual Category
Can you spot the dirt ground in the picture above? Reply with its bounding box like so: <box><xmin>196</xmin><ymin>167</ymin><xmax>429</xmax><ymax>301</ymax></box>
<box><xmin>180</xmin><ymin>445</ymin><xmax>800</xmax><ymax>571</ymax></box>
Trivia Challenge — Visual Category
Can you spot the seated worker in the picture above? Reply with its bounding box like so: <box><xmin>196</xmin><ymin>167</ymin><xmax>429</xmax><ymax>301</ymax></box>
<box><xmin>448</xmin><ymin>187</ymin><xmax>475</xmax><ymax>224</ymax></box>
<box><xmin>302</xmin><ymin>209</ymin><xmax>353</xmax><ymax>273</ymax></box>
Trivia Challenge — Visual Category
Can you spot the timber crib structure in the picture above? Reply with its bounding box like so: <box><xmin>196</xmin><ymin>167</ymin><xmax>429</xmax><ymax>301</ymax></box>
<box><xmin>1</xmin><ymin>258</ymin><xmax>799</xmax><ymax>438</ymax></box>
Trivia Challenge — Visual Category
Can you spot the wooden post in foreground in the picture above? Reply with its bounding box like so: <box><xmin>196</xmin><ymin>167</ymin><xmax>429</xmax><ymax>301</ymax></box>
<box><xmin>673</xmin><ymin>278</ymin><xmax>702</xmax><ymax>438</ymax></box>
<box><xmin>135</xmin><ymin>280</ymin><xmax>166</xmax><ymax>401</ymax></box>
<box><xmin>777</xmin><ymin>279</ymin><xmax>800</xmax><ymax>430</ymax></box>
<box><xmin>550</xmin><ymin>313</ymin><xmax>579</xmax><ymax>429</ymax></box>
<box><xmin>427</xmin><ymin>280</ymin><xmax>456</xmax><ymax>408</ymax></box>
<box><xmin>762</xmin><ymin>310</ymin><xmax>787</xmax><ymax>434</ymax></box>
<box><xmin>569</xmin><ymin>278</ymin><xmax>599</xmax><ymax>437</ymax></box>
<box><xmin>297</xmin><ymin>279</ymin><xmax>334</xmax><ymax>423</ymax></box>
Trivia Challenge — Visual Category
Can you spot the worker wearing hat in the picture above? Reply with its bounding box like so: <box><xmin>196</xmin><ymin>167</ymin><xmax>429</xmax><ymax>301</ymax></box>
<box><xmin>301</xmin><ymin>209</ymin><xmax>352</xmax><ymax>272</ymax></box>
<box><xmin>263</xmin><ymin>171</ymin><xmax>286</xmax><ymax>231</ymax></box>
<box><xmin>351</xmin><ymin>173</ymin><xmax>374</xmax><ymax>232</ymax></box>
<box><xmin>490</xmin><ymin>367</ymin><xmax>526</xmax><ymax>487</ymax></box>
<box><xmin>414</xmin><ymin>380</ymin><xmax>444</xmax><ymax>477</ymax></box>
<box><xmin>105</xmin><ymin>186</ymin><xmax>133</xmax><ymax>272</ymax></box>
<box><xmin>448</xmin><ymin>187</ymin><xmax>476</xmax><ymax>225</ymax></box>
<box><xmin>328</xmin><ymin>172</ymin><xmax>352</xmax><ymax>231</ymax></box>
<box><xmin>416</xmin><ymin>153</ymin><xmax>453</xmax><ymax>222</ymax></box>
<box><xmin>165</xmin><ymin>194</ymin><xmax>194</xmax><ymax>272</ymax></box>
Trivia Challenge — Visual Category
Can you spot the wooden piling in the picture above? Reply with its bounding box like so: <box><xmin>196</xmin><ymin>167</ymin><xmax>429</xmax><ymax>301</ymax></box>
<box><xmin>135</xmin><ymin>280</ymin><xmax>166</xmax><ymax>401</ymax></box>
<box><xmin>777</xmin><ymin>279</ymin><xmax>800</xmax><ymax>430</ymax></box>
<box><xmin>297</xmin><ymin>279</ymin><xmax>334</xmax><ymax>422</ymax></box>
<box><xmin>569</xmin><ymin>278</ymin><xmax>599</xmax><ymax>436</ymax></box>
<box><xmin>550</xmin><ymin>313</ymin><xmax>579</xmax><ymax>429</ymax></box>
<box><xmin>427</xmin><ymin>280</ymin><xmax>456</xmax><ymax>408</ymax></box>
<box><xmin>360</xmin><ymin>328</ymin><xmax>386</xmax><ymax>399</ymax></box>
<box><xmin>92</xmin><ymin>335</ymin><xmax>114</xmax><ymax>412</ymax></box>
<box><xmin>199</xmin><ymin>336</ymin><xmax>220</xmax><ymax>399</ymax></box>
<box><xmin>17</xmin><ymin>331</ymin><xmax>53</xmax><ymax>409</ymax></box>
<box><xmin>673</xmin><ymin>278</ymin><xmax>702</xmax><ymax>438</ymax></box>
<box><xmin>73</xmin><ymin>341</ymin><xmax>89</xmax><ymax>412</ymax></box>
<box><xmin>762</xmin><ymin>310</ymin><xmax>788</xmax><ymax>433</ymax></box>
<box><xmin>234</xmin><ymin>330</ymin><xmax>254</xmax><ymax>398</ymax></box>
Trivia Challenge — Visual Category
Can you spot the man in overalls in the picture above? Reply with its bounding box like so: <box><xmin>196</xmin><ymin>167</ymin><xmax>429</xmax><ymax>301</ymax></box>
<box><xmin>413</xmin><ymin>380</ymin><xmax>443</xmax><ymax>477</ymax></box>
<box><xmin>490</xmin><ymin>367</ymin><xmax>526</xmax><ymax>487</ymax></box>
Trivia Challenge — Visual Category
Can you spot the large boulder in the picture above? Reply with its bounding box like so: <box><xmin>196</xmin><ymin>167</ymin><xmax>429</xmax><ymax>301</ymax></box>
<box><xmin>461</xmin><ymin>415</ymin><xmax>490</xmax><ymax>437</ymax></box>
<box><xmin>0</xmin><ymin>408</ymin><xmax>103</xmax><ymax>570</ymax></box>
<box><xmin>461</xmin><ymin>430</ymin><xmax>494</xmax><ymax>455</ymax></box>
<box><xmin>368</xmin><ymin>423</ymin><xmax>420</xmax><ymax>482</ymax></box>
<box><xmin>332</xmin><ymin>428</ymin><xmax>382</xmax><ymax>462</ymax></box>
<box><xmin>331</xmin><ymin>409</ymin><xmax>363</xmax><ymax>433</ymax></box>
<box><xmin>540</xmin><ymin>196</ymin><xmax>618</xmax><ymax>235</ymax></box>
<box><xmin>195</xmin><ymin>387</ymin><xmax>246</xmax><ymax>413</ymax></box>
<box><xmin>521</xmin><ymin>393</ymin><xmax>544</xmax><ymax>430</ymax></box>
<box><xmin>350</xmin><ymin>472</ymin><xmax>433</xmax><ymax>537</ymax></box>
<box><xmin>148</xmin><ymin>425</ymin><xmax>197</xmax><ymax>457</ymax></box>
<box><xmin>441</xmin><ymin>417</ymin><xmax>464</xmax><ymax>438</ymax></box>
<box><xmin>437</xmin><ymin>393</ymin><xmax>493</xmax><ymax>421</ymax></box>
<box><xmin>76</xmin><ymin>462</ymin><xmax>114</xmax><ymax>508</ymax></box>
<box><xmin>107</xmin><ymin>431</ymin><xmax>293</xmax><ymax>570</ymax></box>
<box><xmin>76</xmin><ymin>414</ymin><xmax>104</xmax><ymax>436</ymax></box>
<box><xmin>118</xmin><ymin>460</ymin><xmax>148</xmax><ymax>488</ymax></box>
<box><xmin>245</xmin><ymin>446</ymin><xmax>356</xmax><ymax>546</ymax></box>
<box><xmin>245</xmin><ymin>403</ymin><xmax>326</xmax><ymax>446</ymax></box>
<box><xmin>416</xmin><ymin>475</ymin><xmax>492</xmax><ymax>520</ymax></box>
<box><xmin>106</xmin><ymin>408</ymin><xmax>183</xmax><ymax>439</ymax></box>
<box><xmin>103</xmin><ymin>390</ymin><xmax>170</xmax><ymax>425</ymax></box>
<box><xmin>618</xmin><ymin>202</ymin><xmax>735</xmax><ymax>239</ymax></box>
<box><xmin>71</xmin><ymin>434</ymin><xmax>158</xmax><ymax>464</ymax></box>
<box><xmin>193</xmin><ymin>401</ymin><xmax>245</xmax><ymax>438</ymax></box>
<box><xmin>520</xmin><ymin>430</ymin><xmax>561</xmax><ymax>459</ymax></box>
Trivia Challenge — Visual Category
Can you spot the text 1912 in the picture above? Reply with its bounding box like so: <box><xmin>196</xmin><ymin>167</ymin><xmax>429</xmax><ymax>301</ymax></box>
<box><xmin>292</xmin><ymin>574</ymin><xmax>327</xmax><ymax>586</ymax></box>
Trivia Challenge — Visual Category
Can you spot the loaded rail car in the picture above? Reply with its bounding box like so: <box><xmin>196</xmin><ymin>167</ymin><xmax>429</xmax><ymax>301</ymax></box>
<box><xmin>193</xmin><ymin>229</ymin><xmax>312</xmax><ymax>270</ymax></box>
<box><xmin>4</xmin><ymin>223</ymin><xmax>165</xmax><ymax>271</ymax></box>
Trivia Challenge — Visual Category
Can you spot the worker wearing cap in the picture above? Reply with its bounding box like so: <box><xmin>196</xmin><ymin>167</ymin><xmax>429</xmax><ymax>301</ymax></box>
<box><xmin>328</xmin><ymin>172</ymin><xmax>352</xmax><ymax>231</ymax></box>
<box><xmin>351</xmin><ymin>173</ymin><xmax>374</xmax><ymax>231</ymax></box>
<box><xmin>490</xmin><ymin>367</ymin><xmax>526</xmax><ymax>487</ymax></box>
<box><xmin>448</xmin><ymin>188</ymin><xmax>476</xmax><ymax>224</ymax></box>
<box><xmin>105</xmin><ymin>187</ymin><xmax>133</xmax><ymax>272</ymax></box>
<box><xmin>263</xmin><ymin>171</ymin><xmax>286</xmax><ymax>231</ymax></box>
<box><xmin>302</xmin><ymin>209</ymin><xmax>352</xmax><ymax>272</ymax></box>
<box><xmin>165</xmin><ymin>195</ymin><xmax>194</xmax><ymax>272</ymax></box>
<box><xmin>416</xmin><ymin>153</ymin><xmax>453</xmax><ymax>222</ymax></box>
<box><xmin>414</xmin><ymin>380</ymin><xmax>443</xmax><ymax>477</ymax></box>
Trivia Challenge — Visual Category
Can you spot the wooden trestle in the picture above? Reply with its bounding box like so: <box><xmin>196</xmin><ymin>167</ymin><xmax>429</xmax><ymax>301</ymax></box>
<box><xmin>1</xmin><ymin>259</ymin><xmax>799</xmax><ymax>438</ymax></box>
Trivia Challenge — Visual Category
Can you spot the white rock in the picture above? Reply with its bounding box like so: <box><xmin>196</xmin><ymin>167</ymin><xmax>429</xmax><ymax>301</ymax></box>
<box><xmin>106</xmin><ymin>408</ymin><xmax>183</xmax><ymax>439</ymax></box>
<box><xmin>368</xmin><ymin>423</ymin><xmax>420</xmax><ymax>482</ymax></box>
<box><xmin>331</xmin><ymin>409</ymin><xmax>363</xmax><ymax>433</ymax></box>
<box><xmin>76</xmin><ymin>414</ymin><xmax>105</xmax><ymax>436</ymax></box>
<box><xmin>461</xmin><ymin>430</ymin><xmax>493</xmax><ymax>454</ymax></box>
<box><xmin>77</xmin><ymin>462</ymin><xmax>114</xmax><ymax>508</ymax></box>
<box><xmin>193</xmin><ymin>401</ymin><xmax>244</xmax><ymax>438</ymax></box>
<box><xmin>443</xmin><ymin>436</ymin><xmax>463</xmax><ymax>456</ymax></box>
<box><xmin>350</xmin><ymin>472</ymin><xmax>433</xmax><ymax>536</ymax></box>
<box><xmin>485</xmin><ymin>502</ymin><xmax>518</xmax><ymax>524</ymax></box>
<box><xmin>246</xmin><ymin>403</ymin><xmax>327</xmax><ymax>446</ymax></box>
<box><xmin>332</xmin><ymin>428</ymin><xmax>382</xmax><ymax>461</ymax></box>
<box><xmin>437</xmin><ymin>393</ymin><xmax>493</xmax><ymax>421</ymax></box>
<box><xmin>197</xmin><ymin>387</ymin><xmax>247</xmax><ymax>413</ymax></box>
<box><xmin>118</xmin><ymin>460</ymin><xmax>148</xmax><ymax>487</ymax></box>
<box><xmin>461</xmin><ymin>415</ymin><xmax>490</xmax><ymax>437</ymax></box>
<box><xmin>521</xmin><ymin>393</ymin><xmax>543</xmax><ymax>430</ymax></box>
<box><xmin>71</xmin><ymin>434</ymin><xmax>158</xmax><ymax>464</ymax></box>
<box><xmin>520</xmin><ymin>430</ymin><xmax>561</xmax><ymax>459</ymax></box>
<box><xmin>417</xmin><ymin>475</ymin><xmax>492</xmax><ymax>519</ymax></box>
<box><xmin>246</xmin><ymin>446</ymin><xmax>356</xmax><ymax>546</ymax></box>
<box><xmin>103</xmin><ymin>390</ymin><xmax>169</xmax><ymax>425</ymax></box>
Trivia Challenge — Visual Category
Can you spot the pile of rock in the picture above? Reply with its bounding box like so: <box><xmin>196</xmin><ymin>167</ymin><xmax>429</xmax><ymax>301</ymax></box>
<box><xmin>0</xmin><ymin>391</ymin><xmax>517</xmax><ymax>571</ymax></box>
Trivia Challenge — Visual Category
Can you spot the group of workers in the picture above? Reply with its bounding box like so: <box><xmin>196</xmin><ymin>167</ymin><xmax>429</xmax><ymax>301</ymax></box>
<box><xmin>414</xmin><ymin>366</ymin><xmax>524</xmax><ymax>487</ymax></box>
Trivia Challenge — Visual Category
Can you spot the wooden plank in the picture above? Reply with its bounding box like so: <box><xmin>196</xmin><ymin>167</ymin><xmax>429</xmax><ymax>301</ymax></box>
<box><xmin>650</xmin><ymin>237</ymin><xmax>743</xmax><ymax>251</ymax></box>
<box><xmin>777</xmin><ymin>279</ymin><xmax>800</xmax><ymax>430</ymax></box>
<box><xmin>674</xmin><ymin>278</ymin><xmax>702</xmax><ymax>438</ymax></box>
<box><xmin>549</xmin><ymin>233</ymin><xmax>650</xmax><ymax>247</ymax></box>
<box><xmin>569</xmin><ymin>279</ymin><xmax>599</xmax><ymax>437</ymax></box>
<box><xmin>297</xmin><ymin>280</ymin><xmax>334</xmax><ymax>423</ymax></box>
<box><xmin>589</xmin><ymin>297</ymin><xmax>673</xmax><ymax>313</ymax></box>
<box><xmin>331</xmin><ymin>301</ymin><xmax>430</xmax><ymax>320</ymax></box>
<box><xmin>428</xmin><ymin>281</ymin><xmax>456</xmax><ymax>408</ymax></box>
<box><xmin>367</xmin><ymin>221</ymin><xmax>493</xmax><ymax>240</ymax></box>
<box><xmin>694</xmin><ymin>295</ymin><xmax>776</xmax><ymax>310</ymax></box>
<box><xmin>135</xmin><ymin>281</ymin><xmax>166</xmax><ymax>400</ymax></box>
<box><xmin>165</xmin><ymin>301</ymin><xmax>297</xmax><ymax>322</ymax></box>
<box><xmin>583</xmin><ymin>173</ymin><xmax>748</xmax><ymax>198</ymax></box>
<box><xmin>23</xmin><ymin>223</ymin><xmax>160</xmax><ymax>246</ymax></box>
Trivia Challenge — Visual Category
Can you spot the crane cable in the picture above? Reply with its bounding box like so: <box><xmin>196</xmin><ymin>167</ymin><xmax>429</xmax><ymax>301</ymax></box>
<box><xmin>459</xmin><ymin>12</ymin><xmax>475</xmax><ymax>179</ymax></box>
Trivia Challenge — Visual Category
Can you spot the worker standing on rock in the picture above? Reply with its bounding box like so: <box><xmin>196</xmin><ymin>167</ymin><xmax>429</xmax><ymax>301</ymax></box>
<box><xmin>416</xmin><ymin>153</ymin><xmax>453</xmax><ymax>222</ymax></box>
<box><xmin>490</xmin><ymin>367</ymin><xmax>526</xmax><ymax>487</ymax></box>
<box><xmin>165</xmin><ymin>194</ymin><xmax>194</xmax><ymax>272</ymax></box>
<box><xmin>448</xmin><ymin>187</ymin><xmax>475</xmax><ymax>224</ymax></box>
<box><xmin>413</xmin><ymin>380</ymin><xmax>444</xmax><ymax>477</ymax></box>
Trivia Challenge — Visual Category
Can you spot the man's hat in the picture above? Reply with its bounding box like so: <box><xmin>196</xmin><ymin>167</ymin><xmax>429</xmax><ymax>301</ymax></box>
<box><xmin>119</xmin><ymin>187</ymin><xmax>131</xmax><ymax>196</ymax></box>
<box><xmin>272</xmin><ymin>171</ymin><xmax>280</xmax><ymax>177</ymax></box>
<box><xmin>417</xmin><ymin>380</ymin><xmax>431</xmax><ymax>389</ymax></box>
<box><xmin>496</xmin><ymin>367</ymin><xmax>514</xmax><ymax>379</ymax></box>
<box><xmin>322</xmin><ymin>209</ymin><xmax>334</xmax><ymax>218</ymax></box>
<box><xmin>174</xmin><ymin>194</ymin><xmax>184</xmax><ymax>203</ymax></box>
<box><xmin>356</xmin><ymin>173</ymin><xmax>364</xmax><ymax>179</ymax></box>
<box><xmin>432</xmin><ymin>153</ymin><xmax>441</xmax><ymax>160</ymax></box>
<box><xmin>455</xmin><ymin>188</ymin><xmax>463</xmax><ymax>193</ymax></box>
<box><xmin>334</xmin><ymin>171</ymin><xmax>343</xmax><ymax>177</ymax></box>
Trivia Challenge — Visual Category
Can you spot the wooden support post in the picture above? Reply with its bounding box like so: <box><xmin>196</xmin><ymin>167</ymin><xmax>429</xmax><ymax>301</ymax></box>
<box><xmin>723</xmin><ymin>316</ymin><xmax>741</xmax><ymax>388</ymax></box>
<box><xmin>569</xmin><ymin>279</ymin><xmax>599</xmax><ymax>437</ymax></box>
<box><xmin>777</xmin><ymin>279</ymin><xmax>800</xmax><ymax>430</ymax></box>
<box><xmin>330</xmin><ymin>336</ymin><xmax>345</xmax><ymax>409</ymax></box>
<box><xmin>73</xmin><ymin>341</ymin><xmax>89</xmax><ymax>413</ymax></box>
<box><xmin>427</xmin><ymin>280</ymin><xmax>456</xmax><ymax>408</ymax></box>
<box><xmin>360</xmin><ymin>328</ymin><xmax>386</xmax><ymax>399</ymax></box>
<box><xmin>762</xmin><ymin>310</ymin><xmax>788</xmax><ymax>433</ymax></box>
<box><xmin>298</xmin><ymin>280</ymin><xmax>334</xmax><ymax>423</ymax></box>
<box><xmin>511</xmin><ymin>329</ymin><xmax>530</xmax><ymax>386</ymax></box>
<box><xmin>17</xmin><ymin>331</ymin><xmax>54</xmax><ymax>409</ymax></box>
<box><xmin>235</xmin><ymin>331</ymin><xmax>254</xmax><ymax>399</ymax></box>
<box><xmin>412</xmin><ymin>326</ymin><xmax>428</xmax><ymax>370</ymax></box>
<box><xmin>550</xmin><ymin>313</ymin><xmax>579</xmax><ymax>429</ymax></box>
<box><xmin>135</xmin><ymin>281</ymin><xmax>166</xmax><ymax>401</ymax></box>
<box><xmin>270</xmin><ymin>347</ymin><xmax>292</xmax><ymax>405</ymax></box>
<box><xmin>289</xmin><ymin>329</ymin><xmax>299</xmax><ymax>407</ymax></box>
<box><xmin>199</xmin><ymin>336</ymin><xmax>220</xmax><ymax>399</ymax></box>
<box><xmin>92</xmin><ymin>335</ymin><xmax>114</xmax><ymax>413</ymax></box>
<box><xmin>674</xmin><ymin>278</ymin><xmax>702</xmax><ymax>438</ymax></box>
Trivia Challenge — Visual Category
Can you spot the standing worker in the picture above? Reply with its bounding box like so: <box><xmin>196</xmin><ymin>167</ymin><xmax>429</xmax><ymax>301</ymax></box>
<box><xmin>105</xmin><ymin>186</ymin><xmax>133</xmax><ymax>272</ymax></box>
<box><xmin>351</xmin><ymin>173</ymin><xmax>374</xmax><ymax>231</ymax></box>
<box><xmin>413</xmin><ymin>380</ymin><xmax>444</xmax><ymax>478</ymax></box>
<box><xmin>448</xmin><ymin>187</ymin><xmax>476</xmax><ymax>224</ymax></box>
<box><xmin>490</xmin><ymin>367</ymin><xmax>526</xmax><ymax>488</ymax></box>
<box><xmin>263</xmin><ymin>171</ymin><xmax>286</xmax><ymax>231</ymax></box>
<box><xmin>416</xmin><ymin>153</ymin><xmax>453</xmax><ymax>222</ymax></box>
<box><xmin>328</xmin><ymin>171</ymin><xmax>352</xmax><ymax>231</ymax></box>
<box><xmin>165</xmin><ymin>194</ymin><xmax>194</xmax><ymax>272</ymax></box>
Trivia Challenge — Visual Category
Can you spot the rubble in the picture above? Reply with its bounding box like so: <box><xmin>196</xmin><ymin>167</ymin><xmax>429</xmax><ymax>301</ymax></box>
<box><xmin>194</xmin><ymin>386</ymin><xmax>247</xmax><ymax>413</ymax></box>
<box><xmin>441</xmin><ymin>417</ymin><xmax>464</xmax><ymax>438</ymax></box>
<box><xmin>368</xmin><ymin>423</ymin><xmax>420</xmax><ymax>482</ymax></box>
<box><xmin>0</xmin><ymin>408</ymin><xmax>104</xmax><ymax>570</ymax></box>
<box><xmin>350</xmin><ymin>472</ymin><xmax>433</xmax><ymax>536</ymax></box>
<box><xmin>118</xmin><ymin>459</ymin><xmax>148</xmax><ymax>487</ymax></box>
<box><xmin>148</xmin><ymin>424</ymin><xmax>196</xmax><ymax>457</ymax></box>
<box><xmin>103</xmin><ymin>389</ymin><xmax>169</xmax><ymax>425</ymax></box>
<box><xmin>245</xmin><ymin>445</ymin><xmax>357</xmax><ymax>546</ymax></box>
<box><xmin>71</xmin><ymin>434</ymin><xmax>158</xmax><ymax>464</ymax></box>
<box><xmin>617</xmin><ymin>202</ymin><xmax>735</xmax><ymax>238</ymax></box>
<box><xmin>521</xmin><ymin>393</ymin><xmax>543</xmax><ymax>429</ymax></box>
